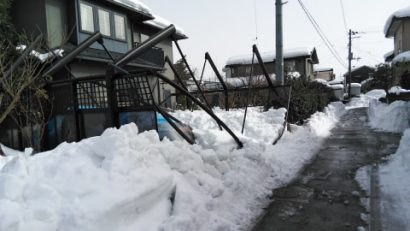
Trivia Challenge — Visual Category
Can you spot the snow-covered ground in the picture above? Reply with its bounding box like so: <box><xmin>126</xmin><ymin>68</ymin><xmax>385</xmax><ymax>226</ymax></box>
<box><xmin>0</xmin><ymin>103</ymin><xmax>346</xmax><ymax>231</ymax></box>
<box><xmin>355</xmin><ymin>90</ymin><xmax>410</xmax><ymax>230</ymax></box>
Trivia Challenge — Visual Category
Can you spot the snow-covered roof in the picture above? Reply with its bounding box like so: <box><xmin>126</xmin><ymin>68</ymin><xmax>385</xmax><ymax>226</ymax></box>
<box><xmin>384</xmin><ymin>6</ymin><xmax>410</xmax><ymax>37</ymax></box>
<box><xmin>392</xmin><ymin>50</ymin><xmax>410</xmax><ymax>64</ymax></box>
<box><xmin>314</xmin><ymin>66</ymin><xmax>333</xmax><ymax>72</ymax></box>
<box><xmin>384</xmin><ymin>50</ymin><xmax>395</xmax><ymax>62</ymax></box>
<box><xmin>226</xmin><ymin>47</ymin><xmax>318</xmax><ymax>66</ymax></box>
<box><xmin>144</xmin><ymin>14</ymin><xmax>186</xmax><ymax>38</ymax></box>
<box><xmin>112</xmin><ymin>0</ymin><xmax>153</xmax><ymax>16</ymax></box>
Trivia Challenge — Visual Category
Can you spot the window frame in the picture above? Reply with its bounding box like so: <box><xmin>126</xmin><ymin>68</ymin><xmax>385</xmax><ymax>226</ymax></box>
<box><xmin>79</xmin><ymin>1</ymin><xmax>95</xmax><ymax>33</ymax></box>
<box><xmin>78</xmin><ymin>1</ymin><xmax>128</xmax><ymax>42</ymax></box>
<box><xmin>113</xmin><ymin>13</ymin><xmax>127</xmax><ymax>41</ymax></box>
<box><xmin>97</xmin><ymin>7</ymin><xmax>111</xmax><ymax>37</ymax></box>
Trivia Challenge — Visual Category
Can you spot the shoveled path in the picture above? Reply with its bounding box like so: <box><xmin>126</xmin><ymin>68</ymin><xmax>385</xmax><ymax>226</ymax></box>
<box><xmin>251</xmin><ymin>108</ymin><xmax>401</xmax><ymax>231</ymax></box>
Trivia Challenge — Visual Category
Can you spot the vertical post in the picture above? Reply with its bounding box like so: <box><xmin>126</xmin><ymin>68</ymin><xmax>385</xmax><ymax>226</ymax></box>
<box><xmin>71</xmin><ymin>79</ymin><xmax>81</xmax><ymax>141</ymax></box>
<box><xmin>105</xmin><ymin>67</ymin><xmax>118</xmax><ymax>128</ymax></box>
<box><xmin>348</xmin><ymin>29</ymin><xmax>352</xmax><ymax>99</ymax></box>
<box><xmin>276</xmin><ymin>0</ymin><xmax>284</xmax><ymax>85</ymax></box>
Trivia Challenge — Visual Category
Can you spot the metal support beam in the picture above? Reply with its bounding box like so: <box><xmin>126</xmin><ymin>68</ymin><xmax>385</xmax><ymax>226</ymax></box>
<box><xmin>116</xmin><ymin>25</ymin><xmax>176</xmax><ymax>67</ymax></box>
<box><xmin>154</xmin><ymin>72</ymin><xmax>243</xmax><ymax>149</ymax></box>
<box><xmin>173</xmin><ymin>39</ymin><xmax>212</xmax><ymax>110</ymax></box>
<box><xmin>253</xmin><ymin>45</ymin><xmax>275</xmax><ymax>88</ymax></box>
<box><xmin>275</xmin><ymin>0</ymin><xmax>284</xmax><ymax>85</ymax></box>
<box><xmin>43</xmin><ymin>31</ymin><xmax>103</xmax><ymax>77</ymax></box>
<box><xmin>205</xmin><ymin>52</ymin><xmax>229</xmax><ymax>111</ymax></box>
<box><xmin>165</xmin><ymin>56</ymin><xmax>188</xmax><ymax>90</ymax></box>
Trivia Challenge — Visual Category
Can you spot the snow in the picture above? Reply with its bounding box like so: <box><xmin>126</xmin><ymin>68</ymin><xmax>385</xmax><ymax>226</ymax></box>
<box><xmin>388</xmin><ymin>85</ymin><xmax>410</xmax><ymax>95</ymax></box>
<box><xmin>0</xmin><ymin>103</ymin><xmax>346</xmax><ymax>231</ymax></box>
<box><xmin>356</xmin><ymin>95</ymin><xmax>410</xmax><ymax>230</ymax></box>
<box><xmin>313</xmin><ymin>66</ymin><xmax>333</xmax><ymax>72</ymax></box>
<box><xmin>347</xmin><ymin>89</ymin><xmax>386</xmax><ymax>109</ymax></box>
<box><xmin>226</xmin><ymin>47</ymin><xmax>313</xmax><ymax>66</ymax></box>
<box><xmin>330</xmin><ymin>84</ymin><xmax>344</xmax><ymax>90</ymax></box>
<box><xmin>384</xmin><ymin>6</ymin><xmax>410</xmax><ymax>36</ymax></box>
<box><xmin>392</xmin><ymin>50</ymin><xmax>410</xmax><ymax>64</ymax></box>
<box><xmin>112</xmin><ymin>0</ymin><xmax>153</xmax><ymax>16</ymax></box>
<box><xmin>225</xmin><ymin>75</ymin><xmax>276</xmax><ymax>88</ymax></box>
<box><xmin>144</xmin><ymin>14</ymin><xmax>185</xmax><ymax>36</ymax></box>
<box><xmin>368</xmin><ymin>100</ymin><xmax>410</xmax><ymax>133</ymax></box>
<box><xmin>16</xmin><ymin>45</ymin><xmax>64</xmax><ymax>63</ymax></box>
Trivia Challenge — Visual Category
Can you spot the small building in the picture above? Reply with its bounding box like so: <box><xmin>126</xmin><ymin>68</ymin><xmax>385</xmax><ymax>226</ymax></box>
<box><xmin>313</xmin><ymin>66</ymin><xmax>334</xmax><ymax>81</ymax></box>
<box><xmin>223</xmin><ymin>47</ymin><xmax>319</xmax><ymax>82</ymax></box>
<box><xmin>344</xmin><ymin>65</ymin><xmax>375</xmax><ymax>83</ymax></box>
<box><xmin>384</xmin><ymin>5</ymin><xmax>410</xmax><ymax>87</ymax></box>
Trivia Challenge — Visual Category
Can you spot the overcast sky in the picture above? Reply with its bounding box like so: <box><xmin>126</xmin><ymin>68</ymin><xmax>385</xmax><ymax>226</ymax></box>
<box><xmin>142</xmin><ymin>0</ymin><xmax>408</xmax><ymax>80</ymax></box>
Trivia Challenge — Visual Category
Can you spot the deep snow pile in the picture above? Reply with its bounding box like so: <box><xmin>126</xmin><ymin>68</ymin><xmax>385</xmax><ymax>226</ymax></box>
<box><xmin>356</xmin><ymin>98</ymin><xmax>410</xmax><ymax>230</ymax></box>
<box><xmin>368</xmin><ymin>100</ymin><xmax>410</xmax><ymax>133</ymax></box>
<box><xmin>0</xmin><ymin>104</ymin><xmax>345</xmax><ymax>231</ymax></box>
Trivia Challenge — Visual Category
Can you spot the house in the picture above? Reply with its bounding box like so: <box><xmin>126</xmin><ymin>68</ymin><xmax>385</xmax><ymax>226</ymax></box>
<box><xmin>313</xmin><ymin>66</ymin><xmax>334</xmax><ymax>81</ymax></box>
<box><xmin>223</xmin><ymin>47</ymin><xmax>319</xmax><ymax>82</ymax></box>
<box><xmin>2</xmin><ymin>0</ymin><xmax>189</xmax><ymax>150</ymax></box>
<box><xmin>384</xmin><ymin>5</ymin><xmax>410</xmax><ymax>87</ymax></box>
<box><xmin>11</xmin><ymin>0</ymin><xmax>186</xmax><ymax>105</ymax></box>
<box><xmin>344</xmin><ymin>65</ymin><xmax>375</xmax><ymax>84</ymax></box>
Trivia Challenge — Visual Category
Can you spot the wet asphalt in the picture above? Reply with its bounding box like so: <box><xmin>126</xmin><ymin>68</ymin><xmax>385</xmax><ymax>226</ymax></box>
<box><xmin>251</xmin><ymin>108</ymin><xmax>402</xmax><ymax>231</ymax></box>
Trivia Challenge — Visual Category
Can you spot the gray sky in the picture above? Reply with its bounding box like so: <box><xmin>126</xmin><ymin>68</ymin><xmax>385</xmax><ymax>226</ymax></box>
<box><xmin>143</xmin><ymin>0</ymin><xmax>409</xmax><ymax>79</ymax></box>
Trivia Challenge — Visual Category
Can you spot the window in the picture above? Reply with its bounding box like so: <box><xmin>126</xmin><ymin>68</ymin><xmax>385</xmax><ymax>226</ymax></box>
<box><xmin>98</xmin><ymin>9</ymin><xmax>111</xmax><ymax>36</ymax></box>
<box><xmin>114</xmin><ymin>14</ymin><xmax>126</xmax><ymax>40</ymax></box>
<box><xmin>80</xmin><ymin>2</ymin><xmax>94</xmax><ymax>32</ymax></box>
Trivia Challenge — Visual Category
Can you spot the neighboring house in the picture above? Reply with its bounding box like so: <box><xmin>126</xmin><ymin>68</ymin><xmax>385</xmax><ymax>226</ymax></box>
<box><xmin>223</xmin><ymin>47</ymin><xmax>319</xmax><ymax>82</ymax></box>
<box><xmin>313</xmin><ymin>66</ymin><xmax>334</xmax><ymax>81</ymax></box>
<box><xmin>384</xmin><ymin>5</ymin><xmax>410</xmax><ymax>86</ymax></box>
<box><xmin>3</xmin><ymin>0</ymin><xmax>188</xmax><ymax>150</ymax></box>
<box><xmin>344</xmin><ymin>65</ymin><xmax>375</xmax><ymax>83</ymax></box>
<box><xmin>11</xmin><ymin>0</ymin><xmax>187</xmax><ymax>106</ymax></box>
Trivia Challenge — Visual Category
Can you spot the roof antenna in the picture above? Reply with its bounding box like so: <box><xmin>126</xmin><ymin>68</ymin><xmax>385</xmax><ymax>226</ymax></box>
<box><xmin>253</xmin><ymin>0</ymin><xmax>259</xmax><ymax>45</ymax></box>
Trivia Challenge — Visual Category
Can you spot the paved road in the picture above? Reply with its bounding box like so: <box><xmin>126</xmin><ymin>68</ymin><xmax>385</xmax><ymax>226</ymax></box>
<box><xmin>251</xmin><ymin>108</ymin><xmax>401</xmax><ymax>231</ymax></box>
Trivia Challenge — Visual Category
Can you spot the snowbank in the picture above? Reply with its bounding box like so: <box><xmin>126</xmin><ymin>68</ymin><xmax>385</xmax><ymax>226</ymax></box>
<box><xmin>368</xmin><ymin>100</ymin><xmax>410</xmax><ymax>133</ymax></box>
<box><xmin>0</xmin><ymin>104</ymin><xmax>345</xmax><ymax>231</ymax></box>
<box><xmin>356</xmin><ymin>129</ymin><xmax>410</xmax><ymax>230</ymax></box>
<box><xmin>347</xmin><ymin>89</ymin><xmax>386</xmax><ymax>109</ymax></box>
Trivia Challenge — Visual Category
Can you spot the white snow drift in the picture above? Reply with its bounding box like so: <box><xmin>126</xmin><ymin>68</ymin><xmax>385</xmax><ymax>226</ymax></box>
<box><xmin>0</xmin><ymin>104</ymin><xmax>345</xmax><ymax>231</ymax></box>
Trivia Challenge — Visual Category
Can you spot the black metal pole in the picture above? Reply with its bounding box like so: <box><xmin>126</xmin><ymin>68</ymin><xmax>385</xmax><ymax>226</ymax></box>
<box><xmin>154</xmin><ymin>72</ymin><xmax>243</xmax><ymax>149</ymax></box>
<box><xmin>43</xmin><ymin>31</ymin><xmax>103</xmax><ymax>77</ymax></box>
<box><xmin>165</xmin><ymin>56</ymin><xmax>188</xmax><ymax>90</ymax></box>
<box><xmin>242</xmin><ymin>54</ymin><xmax>256</xmax><ymax>134</ymax></box>
<box><xmin>205</xmin><ymin>52</ymin><xmax>229</xmax><ymax>111</ymax></box>
<box><xmin>253</xmin><ymin>45</ymin><xmax>274</xmax><ymax>88</ymax></box>
<box><xmin>116</xmin><ymin>25</ymin><xmax>176</xmax><ymax>67</ymax></box>
<box><xmin>173</xmin><ymin>39</ymin><xmax>212</xmax><ymax>109</ymax></box>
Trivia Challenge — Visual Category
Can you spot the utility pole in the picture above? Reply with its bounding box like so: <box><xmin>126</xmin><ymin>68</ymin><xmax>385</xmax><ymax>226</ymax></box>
<box><xmin>276</xmin><ymin>0</ymin><xmax>284</xmax><ymax>85</ymax></box>
<box><xmin>347</xmin><ymin>29</ymin><xmax>358</xmax><ymax>99</ymax></box>
<box><xmin>347</xmin><ymin>29</ymin><xmax>352</xmax><ymax>98</ymax></box>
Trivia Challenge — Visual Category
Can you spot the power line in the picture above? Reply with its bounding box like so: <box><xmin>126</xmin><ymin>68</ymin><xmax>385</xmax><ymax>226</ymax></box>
<box><xmin>339</xmin><ymin>0</ymin><xmax>348</xmax><ymax>34</ymax></box>
<box><xmin>297</xmin><ymin>0</ymin><xmax>348</xmax><ymax>68</ymax></box>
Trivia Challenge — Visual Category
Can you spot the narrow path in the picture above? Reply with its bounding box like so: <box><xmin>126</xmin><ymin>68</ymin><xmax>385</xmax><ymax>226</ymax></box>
<box><xmin>251</xmin><ymin>108</ymin><xmax>401</xmax><ymax>231</ymax></box>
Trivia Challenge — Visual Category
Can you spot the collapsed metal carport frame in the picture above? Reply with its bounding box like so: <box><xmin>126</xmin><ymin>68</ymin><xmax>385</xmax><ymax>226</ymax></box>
<box><xmin>43</xmin><ymin>25</ymin><xmax>243</xmax><ymax>149</ymax></box>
